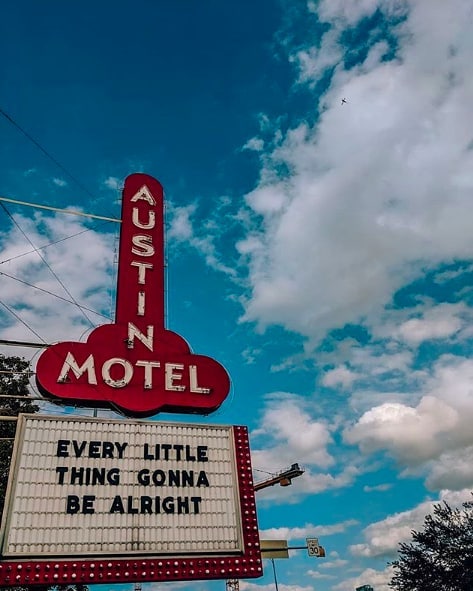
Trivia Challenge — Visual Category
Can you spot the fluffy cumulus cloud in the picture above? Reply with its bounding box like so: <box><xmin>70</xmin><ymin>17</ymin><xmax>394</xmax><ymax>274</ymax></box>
<box><xmin>344</xmin><ymin>354</ymin><xmax>473</xmax><ymax>488</ymax></box>
<box><xmin>426</xmin><ymin>445</ymin><xmax>473</xmax><ymax>491</ymax></box>
<box><xmin>252</xmin><ymin>394</ymin><xmax>334</xmax><ymax>469</ymax></box>
<box><xmin>344</xmin><ymin>396</ymin><xmax>459</xmax><ymax>464</ymax></box>
<box><xmin>233</xmin><ymin>5</ymin><xmax>473</xmax><ymax>554</ymax></box>
<box><xmin>350</xmin><ymin>501</ymin><xmax>431</xmax><ymax>558</ymax></box>
<box><xmin>250</xmin><ymin>393</ymin><xmax>362</xmax><ymax>501</ymax></box>
<box><xmin>239</xmin><ymin>0</ymin><xmax>473</xmax><ymax>344</ymax></box>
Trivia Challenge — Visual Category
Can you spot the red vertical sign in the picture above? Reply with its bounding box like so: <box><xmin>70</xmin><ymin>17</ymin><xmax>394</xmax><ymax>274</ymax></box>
<box><xmin>36</xmin><ymin>173</ymin><xmax>231</xmax><ymax>417</ymax></box>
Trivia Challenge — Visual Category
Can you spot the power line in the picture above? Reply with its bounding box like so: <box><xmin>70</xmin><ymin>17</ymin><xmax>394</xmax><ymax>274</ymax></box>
<box><xmin>0</xmin><ymin>300</ymin><xmax>46</xmax><ymax>343</ymax></box>
<box><xmin>0</xmin><ymin>221</ymin><xmax>112</xmax><ymax>265</ymax></box>
<box><xmin>0</xmin><ymin>195</ymin><xmax>120</xmax><ymax>223</ymax></box>
<box><xmin>0</xmin><ymin>339</ymin><xmax>48</xmax><ymax>348</ymax></box>
<box><xmin>0</xmin><ymin>203</ymin><xmax>95</xmax><ymax>328</ymax></box>
<box><xmin>0</xmin><ymin>270</ymin><xmax>111</xmax><ymax>320</ymax></box>
<box><xmin>0</xmin><ymin>107</ymin><xmax>97</xmax><ymax>201</ymax></box>
<box><xmin>0</xmin><ymin>106</ymin><xmax>122</xmax><ymax>327</ymax></box>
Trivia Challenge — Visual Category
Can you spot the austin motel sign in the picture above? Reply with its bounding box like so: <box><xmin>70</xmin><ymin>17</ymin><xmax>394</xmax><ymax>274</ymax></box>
<box><xmin>0</xmin><ymin>174</ymin><xmax>262</xmax><ymax>587</ymax></box>
<box><xmin>36</xmin><ymin>173</ymin><xmax>230</xmax><ymax>417</ymax></box>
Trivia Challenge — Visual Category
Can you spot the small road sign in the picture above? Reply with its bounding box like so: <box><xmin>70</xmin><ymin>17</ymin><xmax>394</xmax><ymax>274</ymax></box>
<box><xmin>306</xmin><ymin>537</ymin><xmax>320</xmax><ymax>556</ymax></box>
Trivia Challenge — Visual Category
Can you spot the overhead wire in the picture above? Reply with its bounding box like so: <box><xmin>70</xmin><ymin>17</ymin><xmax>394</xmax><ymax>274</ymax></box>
<box><xmin>0</xmin><ymin>105</ymin><xmax>122</xmax><ymax>329</ymax></box>
<box><xmin>0</xmin><ymin>339</ymin><xmax>48</xmax><ymax>348</ymax></box>
<box><xmin>0</xmin><ymin>300</ymin><xmax>47</xmax><ymax>343</ymax></box>
<box><xmin>0</xmin><ymin>269</ymin><xmax>111</xmax><ymax>320</ymax></box>
<box><xmin>253</xmin><ymin>468</ymin><xmax>278</xmax><ymax>476</ymax></box>
<box><xmin>0</xmin><ymin>220</ymin><xmax>113</xmax><ymax>266</ymax></box>
<box><xmin>0</xmin><ymin>107</ymin><xmax>97</xmax><ymax>201</ymax></box>
<box><xmin>0</xmin><ymin>107</ymin><xmax>125</xmax><ymax>418</ymax></box>
<box><xmin>0</xmin><ymin>195</ymin><xmax>120</xmax><ymax>223</ymax></box>
<box><xmin>0</xmin><ymin>202</ymin><xmax>95</xmax><ymax>328</ymax></box>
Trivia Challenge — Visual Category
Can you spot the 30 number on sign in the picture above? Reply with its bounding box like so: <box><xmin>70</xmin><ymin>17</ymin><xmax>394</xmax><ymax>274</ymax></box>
<box><xmin>306</xmin><ymin>537</ymin><xmax>321</xmax><ymax>556</ymax></box>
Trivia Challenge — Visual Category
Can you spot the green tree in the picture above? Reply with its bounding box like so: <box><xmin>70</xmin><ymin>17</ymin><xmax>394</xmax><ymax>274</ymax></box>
<box><xmin>0</xmin><ymin>354</ymin><xmax>87</xmax><ymax>591</ymax></box>
<box><xmin>0</xmin><ymin>353</ymin><xmax>38</xmax><ymax>520</ymax></box>
<box><xmin>390</xmin><ymin>498</ymin><xmax>473</xmax><ymax>590</ymax></box>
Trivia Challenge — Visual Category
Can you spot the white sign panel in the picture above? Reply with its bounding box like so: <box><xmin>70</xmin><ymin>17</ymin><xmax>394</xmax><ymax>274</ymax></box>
<box><xmin>306</xmin><ymin>537</ymin><xmax>320</xmax><ymax>556</ymax></box>
<box><xmin>1</xmin><ymin>415</ymin><xmax>243</xmax><ymax>557</ymax></box>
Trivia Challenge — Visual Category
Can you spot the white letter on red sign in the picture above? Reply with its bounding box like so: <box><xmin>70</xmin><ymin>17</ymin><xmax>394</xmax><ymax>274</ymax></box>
<box><xmin>58</xmin><ymin>352</ymin><xmax>97</xmax><ymax>385</ymax></box>
<box><xmin>102</xmin><ymin>358</ymin><xmax>133</xmax><ymax>388</ymax></box>
<box><xmin>165</xmin><ymin>363</ymin><xmax>185</xmax><ymax>391</ymax></box>
<box><xmin>132</xmin><ymin>235</ymin><xmax>154</xmax><ymax>257</ymax></box>
<box><xmin>127</xmin><ymin>323</ymin><xmax>154</xmax><ymax>351</ymax></box>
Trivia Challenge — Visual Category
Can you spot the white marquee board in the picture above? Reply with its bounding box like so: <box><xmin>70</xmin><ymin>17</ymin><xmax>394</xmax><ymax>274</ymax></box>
<box><xmin>1</xmin><ymin>415</ymin><xmax>244</xmax><ymax>557</ymax></box>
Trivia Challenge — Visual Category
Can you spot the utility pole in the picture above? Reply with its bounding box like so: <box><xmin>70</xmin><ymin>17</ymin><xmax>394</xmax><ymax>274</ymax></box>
<box><xmin>226</xmin><ymin>463</ymin><xmax>305</xmax><ymax>591</ymax></box>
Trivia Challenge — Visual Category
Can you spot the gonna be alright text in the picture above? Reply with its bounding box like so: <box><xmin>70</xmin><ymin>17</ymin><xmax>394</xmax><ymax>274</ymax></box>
<box><xmin>55</xmin><ymin>439</ymin><xmax>211</xmax><ymax>516</ymax></box>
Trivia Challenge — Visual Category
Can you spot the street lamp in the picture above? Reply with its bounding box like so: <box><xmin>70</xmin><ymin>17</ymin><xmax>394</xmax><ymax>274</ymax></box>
<box><xmin>254</xmin><ymin>463</ymin><xmax>305</xmax><ymax>491</ymax></box>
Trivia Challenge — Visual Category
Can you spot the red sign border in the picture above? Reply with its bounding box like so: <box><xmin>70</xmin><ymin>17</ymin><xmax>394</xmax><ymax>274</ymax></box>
<box><xmin>0</xmin><ymin>426</ymin><xmax>262</xmax><ymax>586</ymax></box>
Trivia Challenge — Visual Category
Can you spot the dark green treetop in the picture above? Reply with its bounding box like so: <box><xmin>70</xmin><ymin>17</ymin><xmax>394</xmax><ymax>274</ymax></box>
<box><xmin>390</xmin><ymin>498</ymin><xmax>473</xmax><ymax>591</ymax></box>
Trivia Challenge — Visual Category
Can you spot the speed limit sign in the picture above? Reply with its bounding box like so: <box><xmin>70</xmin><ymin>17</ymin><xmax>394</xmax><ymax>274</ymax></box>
<box><xmin>306</xmin><ymin>537</ymin><xmax>320</xmax><ymax>556</ymax></box>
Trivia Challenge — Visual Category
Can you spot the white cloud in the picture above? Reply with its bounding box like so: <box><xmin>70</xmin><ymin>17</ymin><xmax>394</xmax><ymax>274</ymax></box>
<box><xmin>334</xmin><ymin>566</ymin><xmax>394</xmax><ymax>591</ymax></box>
<box><xmin>344</xmin><ymin>396</ymin><xmax>459</xmax><ymax>465</ymax></box>
<box><xmin>168</xmin><ymin>204</ymin><xmax>236</xmax><ymax>276</ymax></box>
<box><xmin>103</xmin><ymin>176</ymin><xmax>121</xmax><ymax>190</ymax></box>
<box><xmin>249</xmin><ymin>393</ymin><xmax>363</xmax><ymax>500</ymax></box>
<box><xmin>363</xmin><ymin>483</ymin><xmax>392</xmax><ymax>492</ymax></box>
<box><xmin>350</xmin><ymin>348</ymin><xmax>414</xmax><ymax>376</ymax></box>
<box><xmin>240</xmin><ymin>583</ymin><xmax>313</xmax><ymax>591</ymax></box>
<box><xmin>0</xmin><ymin>212</ymin><xmax>114</xmax><ymax>349</ymax></box>
<box><xmin>252</xmin><ymin>394</ymin><xmax>334</xmax><ymax>469</ymax></box>
<box><xmin>260</xmin><ymin>519</ymin><xmax>358</xmax><ymax>541</ymax></box>
<box><xmin>306</xmin><ymin>569</ymin><xmax>333</xmax><ymax>579</ymax></box>
<box><xmin>168</xmin><ymin>205</ymin><xmax>195</xmax><ymax>241</ymax></box>
<box><xmin>350</xmin><ymin>488</ymin><xmax>473</xmax><ymax>558</ymax></box>
<box><xmin>344</xmin><ymin>355</ymin><xmax>473</xmax><ymax>485</ymax></box>
<box><xmin>318</xmin><ymin>558</ymin><xmax>348</xmax><ymax>569</ymax></box>
<box><xmin>395</xmin><ymin>303</ymin><xmax>465</xmax><ymax>344</ymax></box>
<box><xmin>310</xmin><ymin>0</ymin><xmax>404</xmax><ymax>26</ymax></box>
<box><xmin>426</xmin><ymin>445</ymin><xmax>473</xmax><ymax>491</ymax></box>
<box><xmin>290</xmin><ymin>27</ymin><xmax>343</xmax><ymax>86</ymax></box>
<box><xmin>322</xmin><ymin>365</ymin><xmax>358</xmax><ymax>388</ymax></box>
<box><xmin>350</xmin><ymin>507</ymin><xmax>422</xmax><ymax>558</ymax></box>
<box><xmin>239</xmin><ymin>0</ymin><xmax>473</xmax><ymax>346</ymax></box>
<box><xmin>433</xmin><ymin>264</ymin><xmax>473</xmax><ymax>283</ymax></box>
<box><xmin>243</xmin><ymin>137</ymin><xmax>265</xmax><ymax>152</ymax></box>
<box><xmin>52</xmin><ymin>177</ymin><xmax>67</xmax><ymax>187</ymax></box>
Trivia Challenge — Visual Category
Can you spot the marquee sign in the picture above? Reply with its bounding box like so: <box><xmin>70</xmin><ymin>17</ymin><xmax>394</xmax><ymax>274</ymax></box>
<box><xmin>0</xmin><ymin>415</ymin><xmax>262</xmax><ymax>586</ymax></box>
<box><xmin>0</xmin><ymin>174</ymin><xmax>262</xmax><ymax>587</ymax></box>
<box><xmin>35</xmin><ymin>173</ymin><xmax>231</xmax><ymax>417</ymax></box>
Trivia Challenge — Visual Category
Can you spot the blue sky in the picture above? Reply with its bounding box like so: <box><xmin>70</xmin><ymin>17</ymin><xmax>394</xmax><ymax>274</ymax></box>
<box><xmin>1</xmin><ymin>1</ymin><xmax>473</xmax><ymax>589</ymax></box>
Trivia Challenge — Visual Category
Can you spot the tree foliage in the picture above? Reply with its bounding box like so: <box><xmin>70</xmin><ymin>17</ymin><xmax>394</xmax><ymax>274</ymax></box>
<box><xmin>0</xmin><ymin>354</ymin><xmax>38</xmax><ymax>520</ymax></box>
<box><xmin>390</xmin><ymin>498</ymin><xmax>473</xmax><ymax>590</ymax></box>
